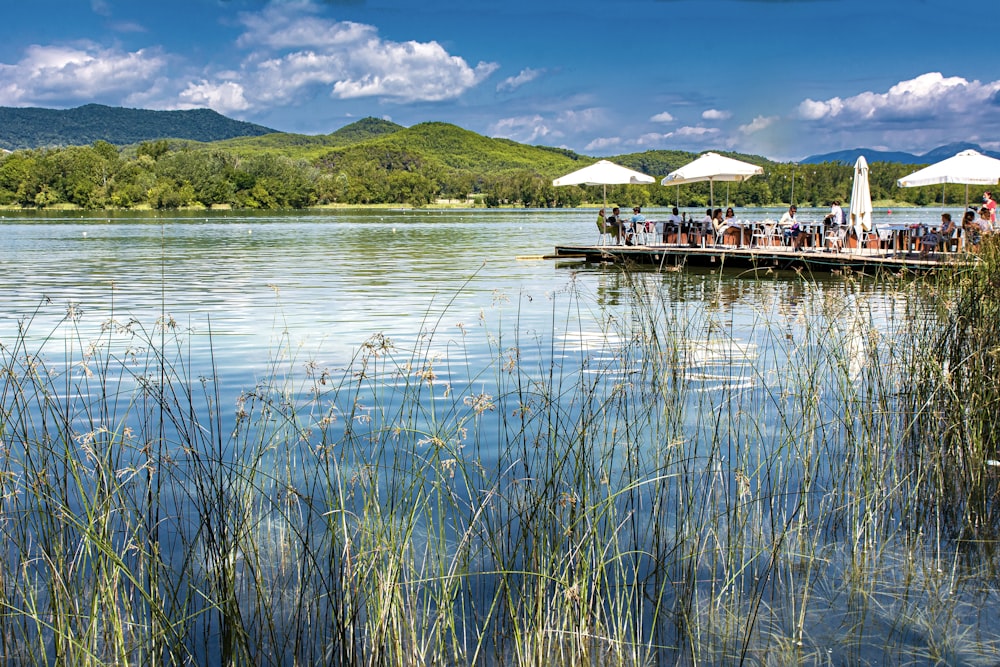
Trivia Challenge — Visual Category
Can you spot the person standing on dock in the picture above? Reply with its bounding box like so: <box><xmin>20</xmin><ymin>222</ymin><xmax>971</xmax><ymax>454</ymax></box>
<box><xmin>983</xmin><ymin>192</ymin><xmax>996</xmax><ymax>226</ymax></box>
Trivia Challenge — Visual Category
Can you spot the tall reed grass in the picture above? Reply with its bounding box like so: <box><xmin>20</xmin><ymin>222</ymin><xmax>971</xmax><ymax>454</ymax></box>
<box><xmin>0</xmin><ymin>252</ymin><xmax>999</xmax><ymax>665</ymax></box>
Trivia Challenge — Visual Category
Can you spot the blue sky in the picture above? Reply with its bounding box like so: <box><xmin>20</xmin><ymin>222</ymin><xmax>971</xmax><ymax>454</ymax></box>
<box><xmin>2</xmin><ymin>0</ymin><xmax>998</xmax><ymax>161</ymax></box>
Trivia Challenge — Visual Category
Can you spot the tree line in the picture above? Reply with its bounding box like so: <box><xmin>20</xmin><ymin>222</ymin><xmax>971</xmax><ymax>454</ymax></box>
<box><xmin>0</xmin><ymin>140</ymin><xmax>985</xmax><ymax>210</ymax></box>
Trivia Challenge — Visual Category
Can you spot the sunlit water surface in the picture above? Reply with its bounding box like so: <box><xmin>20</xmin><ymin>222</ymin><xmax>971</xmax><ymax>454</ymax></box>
<box><xmin>0</xmin><ymin>206</ymin><xmax>985</xmax><ymax>663</ymax></box>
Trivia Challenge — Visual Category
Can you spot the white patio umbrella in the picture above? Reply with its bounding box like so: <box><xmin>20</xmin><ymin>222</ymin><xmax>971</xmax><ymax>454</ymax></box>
<box><xmin>553</xmin><ymin>159</ymin><xmax>655</xmax><ymax>210</ymax></box>
<box><xmin>660</xmin><ymin>152</ymin><xmax>763</xmax><ymax>208</ymax></box>
<box><xmin>849</xmin><ymin>155</ymin><xmax>873</xmax><ymax>243</ymax></box>
<box><xmin>897</xmin><ymin>149</ymin><xmax>1000</xmax><ymax>210</ymax></box>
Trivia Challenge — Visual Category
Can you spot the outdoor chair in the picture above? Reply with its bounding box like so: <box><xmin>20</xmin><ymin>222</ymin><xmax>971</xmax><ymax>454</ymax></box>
<box><xmin>596</xmin><ymin>219</ymin><xmax>617</xmax><ymax>246</ymax></box>
<box><xmin>751</xmin><ymin>221</ymin><xmax>779</xmax><ymax>248</ymax></box>
<box><xmin>855</xmin><ymin>227</ymin><xmax>884</xmax><ymax>253</ymax></box>
<box><xmin>825</xmin><ymin>226</ymin><xmax>848</xmax><ymax>252</ymax></box>
<box><xmin>944</xmin><ymin>227</ymin><xmax>963</xmax><ymax>252</ymax></box>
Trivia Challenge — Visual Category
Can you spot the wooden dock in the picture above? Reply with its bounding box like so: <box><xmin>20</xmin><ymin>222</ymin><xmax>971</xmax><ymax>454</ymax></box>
<box><xmin>551</xmin><ymin>242</ymin><xmax>968</xmax><ymax>274</ymax></box>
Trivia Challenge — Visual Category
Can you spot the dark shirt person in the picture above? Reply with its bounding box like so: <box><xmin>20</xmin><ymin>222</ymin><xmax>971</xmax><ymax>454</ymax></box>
<box><xmin>607</xmin><ymin>207</ymin><xmax>628</xmax><ymax>245</ymax></box>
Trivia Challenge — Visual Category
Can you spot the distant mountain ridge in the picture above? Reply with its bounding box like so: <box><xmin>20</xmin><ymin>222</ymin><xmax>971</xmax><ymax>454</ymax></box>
<box><xmin>2</xmin><ymin>104</ymin><xmax>994</xmax><ymax>171</ymax></box>
<box><xmin>0</xmin><ymin>104</ymin><xmax>277</xmax><ymax>150</ymax></box>
<box><xmin>801</xmin><ymin>142</ymin><xmax>1000</xmax><ymax>165</ymax></box>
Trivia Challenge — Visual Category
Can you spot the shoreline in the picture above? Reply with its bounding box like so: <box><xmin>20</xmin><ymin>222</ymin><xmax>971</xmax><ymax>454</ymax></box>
<box><xmin>0</xmin><ymin>199</ymin><xmax>927</xmax><ymax>213</ymax></box>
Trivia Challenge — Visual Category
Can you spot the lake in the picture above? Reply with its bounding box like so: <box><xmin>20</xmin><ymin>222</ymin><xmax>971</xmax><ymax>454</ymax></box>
<box><xmin>0</xmin><ymin>205</ymin><xmax>932</xmax><ymax>375</ymax></box>
<box><xmin>0</xmin><ymin>206</ymin><xmax>993</xmax><ymax>665</ymax></box>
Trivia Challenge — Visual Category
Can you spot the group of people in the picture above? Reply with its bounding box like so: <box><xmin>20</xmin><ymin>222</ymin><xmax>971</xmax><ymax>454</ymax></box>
<box><xmin>597</xmin><ymin>206</ymin><xmax>649</xmax><ymax>246</ymax></box>
<box><xmin>920</xmin><ymin>192</ymin><xmax>997</xmax><ymax>257</ymax></box>
<box><xmin>594</xmin><ymin>192</ymin><xmax>1000</xmax><ymax>256</ymax></box>
<box><xmin>597</xmin><ymin>204</ymin><xmax>776</xmax><ymax>248</ymax></box>
<box><xmin>661</xmin><ymin>206</ymin><xmax>746</xmax><ymax>247</ymax></box>
<box><xmin>919</xmin><ymin>191</ymin><xmax>998</xmax><ymax>257</ymax></box>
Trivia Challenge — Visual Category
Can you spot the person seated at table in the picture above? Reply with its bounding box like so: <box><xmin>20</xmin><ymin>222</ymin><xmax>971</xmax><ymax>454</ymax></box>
<box><xmin>688</xmin><ymin>208</ymin><xmax>713</xmax><ymax>246</ymax></box>
<box><xmin>936</xmin><ymin>212</ymin><xmax>957</xmax><ymax>252</ymax></box>
<box><xmin>965</xmin><ymin>210</ymin><xmax>985</xmax><ymax>252</ymax></box>
<box><xmin>724</xmin><ymin>206</ymin><xmax>751</xmax><ymax>246</ymax></box>
<box><xmin>710</xmin><ymin>208</ymin><xmax>727</xmax><ymax>244</ymax></box>
<box><xmin>787</xmin><ymin>220</ymin><xmax>806</xmax><ymax>250</ymax></box>
<box><xmin>630</xmin><ymin>206</ymin><xmax>647</xmax><ymax>244</ymax></box>
<box><xmin>615</xmin><ymin>206</ymin><xmax>636</xmax><ymax>246</ymax></box>
<box><xmin>780</xmin><ymin>205</ymin><xmax>800</xmax><ymax>245</ymax></box>
<box><xmin>596</xmin><ymin>207</ymin><xmax>620</xmax><ymax>243</ymax></box>
<box><xmin>606</xmin><ymin>206</ymin><xmax>628</xmax><ymax>245</ymax></box>
<box><xmin>979</xmin><ymin>206</ymin><xmax>994</xmax><ymax>233</ymax></box>
<box><xmin>919</xmin><ymin>227</ymin><xmax>940</xmax><ymax>259</ymax></box>
<box><xmin>631</xmin><ymin>206</ymin><xmax>645</xmax><ymax>225</ymax></box>
<box><xmin>664</xmin><ymin>206</ymin><xmax>683</xmax><ymax>243</ymax></box>
<box><xmin>823</xmin><ymin>200</ymin><xmax>845</xmax><ymax>227</ymax></box>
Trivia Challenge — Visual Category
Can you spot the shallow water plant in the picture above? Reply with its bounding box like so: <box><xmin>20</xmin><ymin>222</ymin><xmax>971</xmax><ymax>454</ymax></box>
<box><xmin>0</xmin><ymin>257</ymin><xmax>999</xmax><ymax>665</ymax></box>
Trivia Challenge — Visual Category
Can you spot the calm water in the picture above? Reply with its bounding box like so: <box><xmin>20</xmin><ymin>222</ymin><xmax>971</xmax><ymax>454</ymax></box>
<box><xmin>0</xmin><ymin>205</ymin><xmax>937</xmax><ymax>454</ymax></box>
<box><xmin>0</xmin><ymin>205</ymin><xmax>935</xmax><ymax>367</ymax></box>
<box><xmin>1</xmin><ymin>206</ymin><xmax>982</xmax><ymax>663</ymax></box>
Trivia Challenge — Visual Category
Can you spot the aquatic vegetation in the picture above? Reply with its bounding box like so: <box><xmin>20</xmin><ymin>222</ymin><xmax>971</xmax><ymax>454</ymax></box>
<box><xmin>0</xmin><ymin>252</ymin><xmax>998</xmax><ymax>665</ymax></box>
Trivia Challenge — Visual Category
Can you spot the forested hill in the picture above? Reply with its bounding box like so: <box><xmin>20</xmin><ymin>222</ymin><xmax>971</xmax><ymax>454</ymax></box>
<box><xmin>1</xmin><ymin>109</ymin><xmax>975</xmax><ymax>211</ymax></box>
<box><xmin>0</xmin><ymin>104</ymin><xmax>277</xmax><ymax>150</ymax></box>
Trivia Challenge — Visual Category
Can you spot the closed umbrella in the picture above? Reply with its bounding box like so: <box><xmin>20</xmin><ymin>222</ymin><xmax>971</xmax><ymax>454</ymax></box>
<box><xmin>553</xmin><ymin>160</ymin><xmax>655</xmax><ymax>211</ymax></box>
<box><xmin>897</xmin><ymin>149</ymin><xmax>1000</xmax><ymax>211</ymax></box>
<box><xmin>849</xmin><ymin>156</ymin><xmax>873</xmax><ymax>244</ymax></box>
<box><xmin>661</xmin><ymin>152</ymin><xmax>763</xmax><ymax>208</ymax></box>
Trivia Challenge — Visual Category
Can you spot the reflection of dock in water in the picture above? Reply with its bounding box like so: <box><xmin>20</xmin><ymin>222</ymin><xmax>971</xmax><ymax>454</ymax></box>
<box><xmin>550</xmin><ymin>243</ymin><xmax>966</xmax><ymax>274</ymax></box>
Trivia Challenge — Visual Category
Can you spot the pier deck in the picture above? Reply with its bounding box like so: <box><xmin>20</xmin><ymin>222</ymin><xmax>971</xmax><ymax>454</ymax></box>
<box><xmin>551</xmin><ymin>242</ymin><xmax>968</xmax><ymax>273</ymax></box>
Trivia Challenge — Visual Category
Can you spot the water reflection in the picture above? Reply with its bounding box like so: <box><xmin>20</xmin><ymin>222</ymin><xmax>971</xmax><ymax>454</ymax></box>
<box><xmin>0</xmin><ymin>208</ymin><xmax>989</xmax><ymax>664</ymax></box>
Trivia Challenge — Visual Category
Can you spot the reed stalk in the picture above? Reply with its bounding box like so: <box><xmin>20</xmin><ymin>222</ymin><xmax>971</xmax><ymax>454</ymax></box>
<box><xmin>0</xmin><ymin>255</ymin><xmax>998</xmax><ymax>664</ymax></box>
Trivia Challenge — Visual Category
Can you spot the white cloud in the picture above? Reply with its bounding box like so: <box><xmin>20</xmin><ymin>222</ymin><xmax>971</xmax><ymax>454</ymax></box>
<box><xmin>237</xmin><ymin>2</ymin><xmax>376</xmax><ymax>50</ymax></box>
<box><xmin>178</xmin><ymin>81</ymin><xmax>251</xmax><ymax>114</ymax></box>
<box><xmin>783</xmin><ymin>72</ymin><xmax>1000</xmax><ymax>156</ymax></box>
<box><xmin>650</xmin><ymin>111</ymin><xmax>675</xmax><ymax>123</ymax></box>
<box><xmin>702</xmin><ymin>109</ymin><xmax>731</xmax><ymax>121</ymax></box>
<box><xmin>90</xmin><ymin>0</ymin><xmax>111</xmax><ymax>17</ymax></box>
<box><xmin>739</xmin><ymin>115</ymin><xmax>778</xmax><ymax>134</ymax></box>
<box><xmin>797</xmin><ymin>72</ymin><xmax>1000</xmax><ymax>123</ymax></box>
<box><xmin>675</xmin><ymin>126</ymin><xmax>719</xmax><ymax>137</ymax></box>
<box><xmin>629</xmin><ymin>132</ymin><xmax>672</xmax><ymax>147</ymax></box>
<box><xmin>0</xmin><ymin>43</ymin><xmax>166</xmax><ymax>106</ymax></box>
<box><xmin>497</xmin><ymin>68</ymin><xmax>543</xmax><ymax>92</ymax></box>
<box><xmin>229</xmin><ymin>2</ymin><xmax>498</xmax><ymax>105</ymax></box>
<box><xmin>556</xmin><ymin>107</ymin><xmax>603</xmax><ymax>129</ymax></box>
<box><xmin>585</xmin><ymin>136</ymin><xmax>623</xmax><ymax>152</ymax></box>
<box><xmin>490</xmin><ymin>115</ymin><xmax>559</xmax><ymax>144</ymax></box>
<box><xmin>798</xmin><ymin>97</ymin><xmax>843</xmax><ymax>120</ymax></box>
<box><xmin>0</xmin><ymin>0</ymin><xmax>499</xmax><ymax>115</ymax></box>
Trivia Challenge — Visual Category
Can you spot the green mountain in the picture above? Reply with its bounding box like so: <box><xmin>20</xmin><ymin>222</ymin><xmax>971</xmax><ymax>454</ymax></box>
<box><xmin>1</xmin><ymin>106</ymin><xmax>862</xmax><ymax>211</ymax></box>
<box><xmin>0</xmin><ymin>104</ymin><xmax>277</xmax><ymax>150</ymax></box>
<box><xmin>317</xmin><ymin>121</ymin><xmax>588</xmax><ymax>174</ymax></box>
<box><xmin>211</xmin><ymin>116</ymin><xmax>406</xmax><ymax>159</ymax></box>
